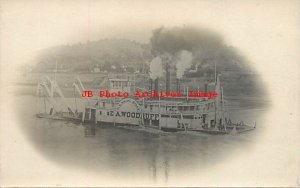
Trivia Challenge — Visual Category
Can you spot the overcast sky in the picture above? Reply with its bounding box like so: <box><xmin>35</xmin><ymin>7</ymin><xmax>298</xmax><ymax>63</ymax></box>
<box><xmin>1</xmin><ymin>0</ymin><xmax>299</xmax><ymax>71</ymax></box>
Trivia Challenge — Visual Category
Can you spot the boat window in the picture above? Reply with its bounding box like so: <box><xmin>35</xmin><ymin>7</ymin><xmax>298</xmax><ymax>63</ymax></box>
<box><xmin>178</xmin><ymin>106</ymin><xmax>182</xmax><ymax>111</ymax></box>
<box><xmin>103</xmin><ymin>102</ymin><xmax>105</xmax><ymax>108</ymax></box>
<box><xmin>99</xmin><ymin>111</ymin><xmax>102</xmax><ymax>115</ymax></box>
<box><xmin>150</xmin><ymin>105</ymin><xmax>153</xmax><ymax>111</ymax></box>
<box><xmin>183</xmin><ymin>106</ymin><xmax>188</xmax><ymax>111</ymax></box>
<box><xmin>190</xmin><ymin>106</ymin><xmax>195</xmax><ymax>111</ymax></box>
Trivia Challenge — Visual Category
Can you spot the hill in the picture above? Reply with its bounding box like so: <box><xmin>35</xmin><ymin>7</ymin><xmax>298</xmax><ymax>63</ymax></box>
<box><xmin>33</xmin><ymin>39</ymin><xmax>152</xmax><ymax>73</ymax></box>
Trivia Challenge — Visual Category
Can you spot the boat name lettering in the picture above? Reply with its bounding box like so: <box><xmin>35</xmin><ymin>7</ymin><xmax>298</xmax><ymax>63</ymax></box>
<box><xmin>107</xmin><ymin>111</ymin><xmax>159</xmax><ymax>120</ymax></box>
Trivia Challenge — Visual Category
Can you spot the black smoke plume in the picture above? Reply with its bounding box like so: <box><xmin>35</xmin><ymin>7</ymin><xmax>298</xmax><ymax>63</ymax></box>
<box><xmin>150</xmin><ymin>26</ymin><xmax>250</xmax><ymax>72</ymax></box>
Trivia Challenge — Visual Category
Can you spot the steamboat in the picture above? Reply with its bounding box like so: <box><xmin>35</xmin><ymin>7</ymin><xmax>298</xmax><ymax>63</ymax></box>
<box><xmin>36</xmin><ymin>64</ymin><xmax>256</xmax><ymax>135</ymax></box>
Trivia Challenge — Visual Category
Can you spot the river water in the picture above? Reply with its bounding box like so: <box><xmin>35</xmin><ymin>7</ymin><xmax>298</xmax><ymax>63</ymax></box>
<box><xmin>15</xmin><ymin>95</ymin><xmax>269</xmax><ymax>184</ymax></box>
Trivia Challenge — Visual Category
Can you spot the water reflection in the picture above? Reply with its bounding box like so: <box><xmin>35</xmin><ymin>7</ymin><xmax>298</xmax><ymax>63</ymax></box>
<box><xmin>18</xmin><ymin>96</ymin><xmax>267</xmax><ymax>183</ymax></box>
<box><xmin>84</xmin><ymin>126</ymin><xmax>96</xmax><ymax>137</ymax></box>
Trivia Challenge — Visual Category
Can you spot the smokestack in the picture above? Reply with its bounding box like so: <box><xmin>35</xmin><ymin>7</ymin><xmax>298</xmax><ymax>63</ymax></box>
<box><xmin>166</xmin><ymin>63</ymin><xmax>170</xmax><ymax>92</ymax></box>
<box><xmin>176</xmin><ymin>78</ymin><xmax>180</xmax><ymax>92</ymax></box>
<box><xmin>154</xmin><ymin>78</ymin><xmax>159</xmax><ymax>91</ymax></box>
<box><xmin>149</xmin><ymin>79</ymin><xmax>153</xmax><ymax>91</ymax></box>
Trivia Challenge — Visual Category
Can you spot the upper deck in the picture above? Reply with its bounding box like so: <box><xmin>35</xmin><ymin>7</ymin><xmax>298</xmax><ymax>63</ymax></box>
<box><xmin>86</xmin><ymin>96</ymin><xmax>220</xmax><ymax>115</ymax></box>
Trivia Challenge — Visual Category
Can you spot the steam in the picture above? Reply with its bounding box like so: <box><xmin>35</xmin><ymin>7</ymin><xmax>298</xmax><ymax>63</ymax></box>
<box><xmin>176</xmin><ymin>50</ymin><xmax>193</xmax><ymax>79</ymax></box>
<box><xmin>149</xmin><ymin>57</ymin><xmax>163</xmax><ymax>80</ymax></box>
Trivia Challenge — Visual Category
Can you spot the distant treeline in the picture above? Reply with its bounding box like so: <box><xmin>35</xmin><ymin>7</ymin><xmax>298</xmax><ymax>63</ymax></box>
<box><xmin>33</xmin><ymin>37</ymin><xmax>252</xmax><ymax>76</ymax></box>
<box><xmin>34</xmin><ymin>39</ymin><xmax>152</xmax><ymax>73</ymax></box>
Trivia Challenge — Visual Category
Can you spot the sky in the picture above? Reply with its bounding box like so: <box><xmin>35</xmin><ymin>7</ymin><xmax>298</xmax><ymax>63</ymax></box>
<box><xmin>1</xmin><ymin>0</ymin><xmax>299</xmax><ymax>71</ymax></box>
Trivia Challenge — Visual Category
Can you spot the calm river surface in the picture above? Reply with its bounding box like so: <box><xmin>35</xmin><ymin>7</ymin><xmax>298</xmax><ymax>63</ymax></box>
<box><xmin>15</xmin><ymin>95</ymin><xmax>269</xmax><ymax>183</ymax></box>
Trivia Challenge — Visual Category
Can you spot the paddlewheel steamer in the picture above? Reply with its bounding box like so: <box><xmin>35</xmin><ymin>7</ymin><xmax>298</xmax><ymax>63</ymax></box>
<box><xmin>80</xmin><ymin>76</ymin><xmax>255</xmax><ymax>134</ymax></box>
<box><xmin>36</xmin><ymin>64</ymin><xmax>255</xmax><ymax>134</ymax></box>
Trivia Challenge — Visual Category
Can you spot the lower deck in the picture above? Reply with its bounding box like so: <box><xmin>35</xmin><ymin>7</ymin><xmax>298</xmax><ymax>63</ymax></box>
<box><xmin>83</xmin><ymin>107</ymin><xmax>226</xmax><ymax>132</ymax></box>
